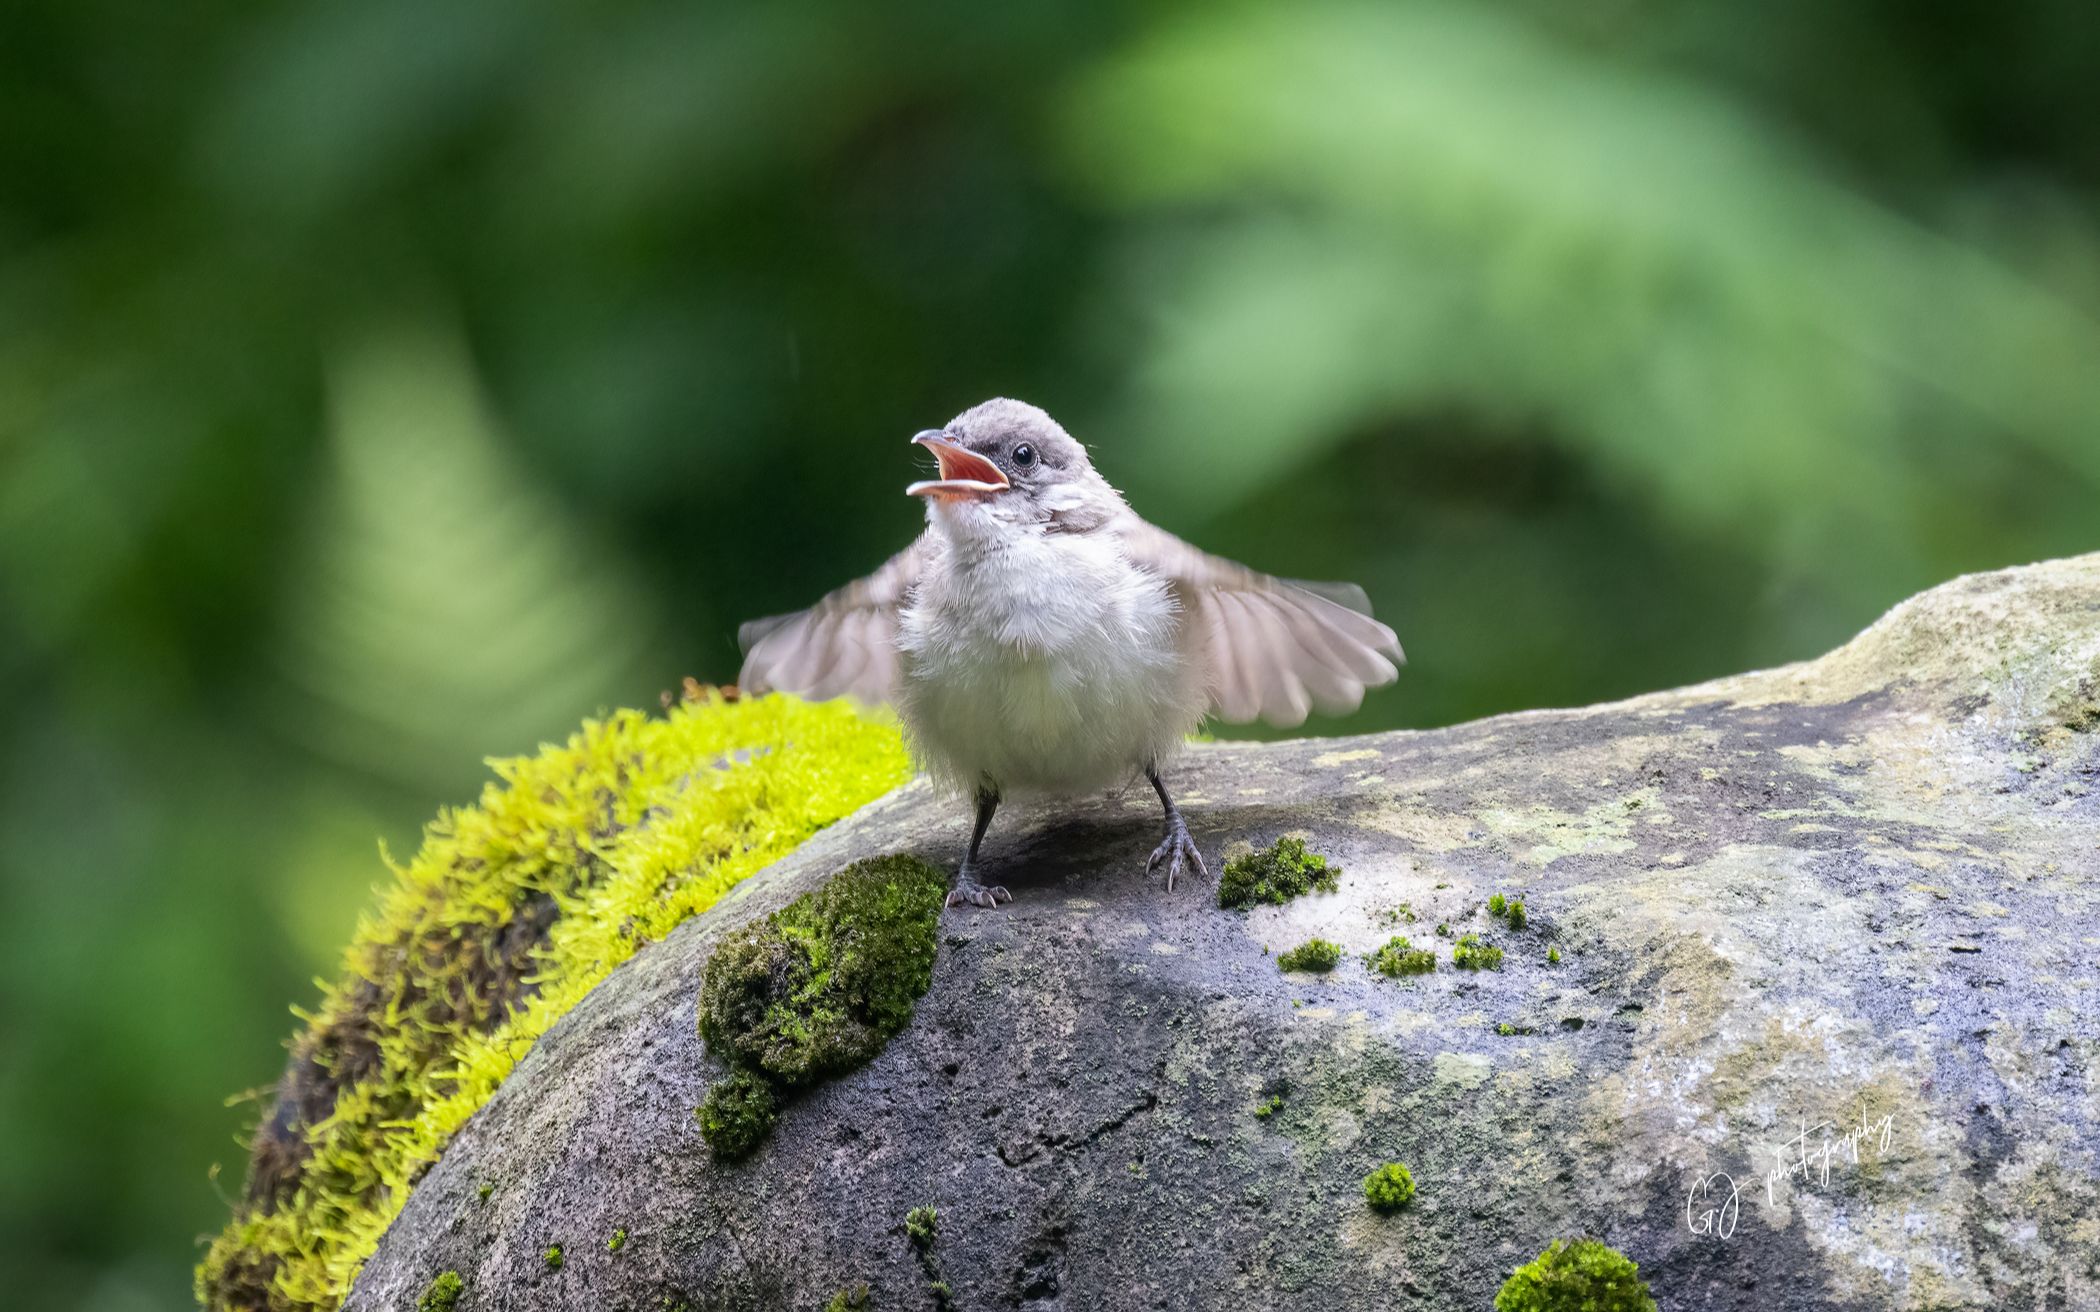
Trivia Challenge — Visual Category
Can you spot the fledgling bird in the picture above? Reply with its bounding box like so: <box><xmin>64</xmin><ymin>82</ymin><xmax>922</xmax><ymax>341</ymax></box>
<box><xmin>738</xmin><ymin>399</ymin><xmax>1403</xmax><ymax>909</ymax></box>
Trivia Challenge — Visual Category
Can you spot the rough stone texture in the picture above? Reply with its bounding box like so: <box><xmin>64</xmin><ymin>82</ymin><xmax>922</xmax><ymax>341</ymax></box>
<box><xmin>346</xmin><ymin>555</ymin><xmax>2100</xmax><ymax>1312</ymax></box>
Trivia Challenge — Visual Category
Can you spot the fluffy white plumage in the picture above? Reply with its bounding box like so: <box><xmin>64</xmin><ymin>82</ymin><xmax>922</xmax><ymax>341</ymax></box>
<box><xmin>895</xmin><ymin>495</ymin><xmax>1204</xmax><ymax>797</ymax></box>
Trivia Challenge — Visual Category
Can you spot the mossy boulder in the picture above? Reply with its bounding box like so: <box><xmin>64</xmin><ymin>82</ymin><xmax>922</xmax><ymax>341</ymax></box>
<box><xmin>324</xmin><ymin>554</ymin><xmax>2097</xmax><ymax>1311</ymax></box>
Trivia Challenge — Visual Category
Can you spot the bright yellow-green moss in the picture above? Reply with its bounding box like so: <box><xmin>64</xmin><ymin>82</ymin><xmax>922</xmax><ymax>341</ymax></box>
<box><xmin>1275</xmin><ymin>938</ymin><xmax>1342</xmax><ymax>972</ymax></box>
<box><xmin>1363</xmin><ymin>1161</ymin><xmax>1416</xmax><ymax>1211</ymax></box>
<box><xmin>1216</xmin><ymin>836</ymin><xmax>1340</xmax><ymax>908</ymax></box>
<box><xmin>196</xmin><ymin>692</ymin><xmax>911</xmax><ymax>1312</ymax></box>
<box><xmin>1495</xmin><ymin>1238</ymin><xmax>1657</xmax><ymax>1312</ymax></box>
<box><xmin>906</xmin><ymin>1204</ymin><xmax>939</xmax><ymax>1250</ymax></box>
<box><xmin>415</xmin><ymin>1271</ymin><xmax>462</xmax><ymax>1312</ymax></box>
<box><xmin>1453</xmin><ymin>933</ymin><xmax>1505</xmax><ymax>971</ymax></box>
<box><xmin>1369</xmin><ymin>935</ymin><xmax>1436</xmax><ymax>977</ymax></box>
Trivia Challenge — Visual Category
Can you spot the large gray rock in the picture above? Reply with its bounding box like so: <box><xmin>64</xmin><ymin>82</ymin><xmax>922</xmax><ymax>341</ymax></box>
<box><xmin>346</xmin><ymin>555</ymin><xmax>2100</xmax><ymax>1311</ymax></box>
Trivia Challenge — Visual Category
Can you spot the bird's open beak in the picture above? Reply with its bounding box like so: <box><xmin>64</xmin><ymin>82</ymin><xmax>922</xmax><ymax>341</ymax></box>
<box><xmin>906</xmin><ymin>431</ymin><xmax>1009</xmax><ymax>501</ymax></box>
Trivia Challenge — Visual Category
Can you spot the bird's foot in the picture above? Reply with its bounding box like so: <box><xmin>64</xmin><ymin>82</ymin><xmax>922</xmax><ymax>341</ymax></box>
<box><xmin>1146</xmin><ymin>818</ymin><xmax>1208</xmax><ymax>892</ymax></box>
<box><xmin>945</xmin><ymin>868</ymin><xmax>1012</xmax><ymax>909</ymax></box>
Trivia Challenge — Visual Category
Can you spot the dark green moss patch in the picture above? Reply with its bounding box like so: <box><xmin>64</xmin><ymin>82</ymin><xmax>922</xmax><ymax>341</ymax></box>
<box><xmin>1276</xmin><ymin>938</ymin><xmax>1342</xmax><ymax>972</ymax></box>
<box><xmin>1369</xmin><ymin>936</ymin><xmax>1436</xmax><ymax>977</ymax></box>
<box><xmin>1495</xmin><ymin>1238</ymin><xmax>1657</xmax><ymax>1312</ymax></box>
<box><xmin>417</xmin><ymin>1271</ymin><xmax>463</xmax><ymax>1312</ymax></box>
<box><xmin>1363</xmin><ymin>1162</ymin><xmax>1416</xmax><ymax>1212</ymax></box>
<box><xmin>695</xmin><ymin>1068</ymin><xmax>778</xmax><ymax>1161</ymax></box>
<box><xmin>696</xmin><ymin>855</ymin><xmax>947</xmax><ymax>1159</ymax></box>
<box><xmin>700</xmin><ymin>855</ymin><xmax>947</xmax><ymax>1085</ymax></box>
<box><xmin>1217</xmin><ymin>837</ymin><xmax>1340</xmax><ymax>908</ymax></box>
<box><xmin>1453</xmin><ymin>933</ymin><xmax>1504</xmax><ymax>971</ymax></box>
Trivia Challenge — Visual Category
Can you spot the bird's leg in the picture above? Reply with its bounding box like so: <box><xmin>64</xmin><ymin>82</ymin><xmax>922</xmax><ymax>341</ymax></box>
<box><xmin>945</xmin><ymin>784</ymin><xmax>1011</xmax><ymax>909</ymax></box>
<box><xmin>1145</xmin><ymin>764</ymin><xmax>1208</xmax><ymax>892</ymax></box>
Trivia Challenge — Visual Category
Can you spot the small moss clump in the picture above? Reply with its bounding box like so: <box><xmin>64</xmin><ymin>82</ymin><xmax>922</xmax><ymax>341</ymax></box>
<box><xmin>1369</xmin><ymin>936</ymin><xmax>1436</xmax><ymax>977</ymax></box>
<box><xmin>1276</xmin><ymin>938</ymin><xmax>1343</xmax><ymax>972</ymax></box>
<box><xmin>906</xmin><ymin>1205</ymin><xmax>939</xmax><ymax>1250</ymax></box>
<box><xmin>1254</xmin><ymin>1095</ymin><xmax>1284</xmax><ymax>1119</ymax></box>
<box><xmin>1217</xmin><ymin>836</ymin><xmax>1340</xmax><ymax>908</ymax></box>
<box><xmin>1488</xmin><ymin>892</ymin><xmax>1527</xmax><ymax>929</ymax></box>
<box><xmin>1453</xmin><ymin>933</ymin><xmax>1505</xmax><ymax>971</ymax></box>
<box><xmin>417</xmin><ymin>1272</ymin><xmax>462</xmax><ymax>1312</ymax></box>
<box><xmin>905</xmin><ymin>1205</ymin><xmax>952</xmax><ymax>1308</ymax></box>
<box><xmin>1547</xmin><ymin>946</ymin><xmax>1561</xmax><ymax>965</ymax></box>
<box><xmin>1363</xmin><ymin>1162</ymin><xmax>1416</xmax><ymax>1212</ymax></box>
<box><xmin>607</xmin><ymin>1227</ymin><xmax>627</xmax><ymax>1253</ymax></box>
<box><xmin>544</xmin><ymin>1246</ymin><xmax>563</xmax><ymax>1270</ymax></box>
<box><xmin>1495</xmin><ymin>1238</ymin><xmax>1657</xmax><ymax>1312</ymax></box>
<box><xmin>825</xmin><ymin>1285</ymin><xmax>870</xmax><ymax>1311</ymax></box>
<box><xmin>695</xmin><ymin>1068</ymin><xmax>779</xmax><ymax>1161</ymax></box>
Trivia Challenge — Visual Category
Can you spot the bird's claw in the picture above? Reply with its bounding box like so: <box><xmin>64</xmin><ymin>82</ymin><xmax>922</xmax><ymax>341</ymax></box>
<box><xmin>945</xmin><ymin>878</ymin><xmax>1012</xmax><ymax>910</ymax></box>
<box><xmin>1146</xmin><ymin>821</ymin><xmax>1208</xmax><ymax>892</ymax></box>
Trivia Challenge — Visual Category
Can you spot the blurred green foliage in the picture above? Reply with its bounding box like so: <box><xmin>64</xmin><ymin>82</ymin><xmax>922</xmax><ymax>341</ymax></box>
<box><xmin>1</xmin><ymin>2</ymin><xmax>2095</xmax><ymax>1307</ymax></box>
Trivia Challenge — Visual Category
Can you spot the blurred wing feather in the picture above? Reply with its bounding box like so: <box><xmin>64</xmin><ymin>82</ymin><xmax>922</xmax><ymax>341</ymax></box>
<box><xmin>736</xmin><ymin>540</ymin><xmax>925</xmax><ymax>706</ymax></box>
<box><xmin>1118</xmin><ymin>518</ymin><xmax>1402</xmax><ymax>728</ymax></box>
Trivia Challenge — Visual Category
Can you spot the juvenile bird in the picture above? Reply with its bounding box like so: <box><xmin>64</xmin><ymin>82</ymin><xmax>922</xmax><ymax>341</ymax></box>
<box><xmin>738</xmin><ymin>399</ymin><xmax>1402</xmax><ymax>909</ymax></box>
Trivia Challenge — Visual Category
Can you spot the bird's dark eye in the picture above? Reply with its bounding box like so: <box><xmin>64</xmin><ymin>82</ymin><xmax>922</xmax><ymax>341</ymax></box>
<box><xmin>1011</xmin><ymin>442</ymin><xmax>1036</xmax><ymax>469</ymax></box>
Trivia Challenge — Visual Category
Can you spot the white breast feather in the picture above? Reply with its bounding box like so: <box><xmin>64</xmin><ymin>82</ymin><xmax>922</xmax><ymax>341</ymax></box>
<box><xmin>897</xmin><ymin>528</ymin><xmax>1202</xmax><ymax>797</ymax></box>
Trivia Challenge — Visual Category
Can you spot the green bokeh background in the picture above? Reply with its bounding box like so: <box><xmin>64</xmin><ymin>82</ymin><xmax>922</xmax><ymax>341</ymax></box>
<box><xmin>4</xmin><ymin>2</ymin><xmax>2095</xmax><ymax>1306</ymax></box>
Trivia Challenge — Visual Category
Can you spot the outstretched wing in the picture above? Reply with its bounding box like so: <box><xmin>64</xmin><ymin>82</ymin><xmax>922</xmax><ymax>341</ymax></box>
<box><xmin>1116</xmin><ymin>517</ymin><xmax>1403</xmax><ymax>728</ymax></box>
<box><xmin>736</xmin><ymin>539</ymin><xmax>927</xmax><ymax>705</ymax></box>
